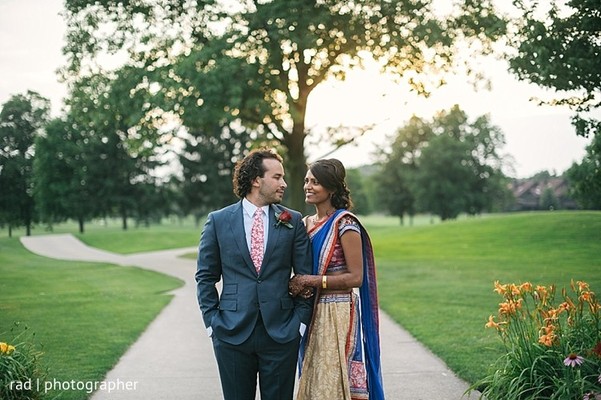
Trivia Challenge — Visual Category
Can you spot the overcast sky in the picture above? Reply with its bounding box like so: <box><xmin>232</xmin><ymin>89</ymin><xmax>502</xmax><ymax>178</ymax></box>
<box><xmin>0</xmin><ymin>0</ymin><xmax>593</xmax><ymax>178</ymax></box>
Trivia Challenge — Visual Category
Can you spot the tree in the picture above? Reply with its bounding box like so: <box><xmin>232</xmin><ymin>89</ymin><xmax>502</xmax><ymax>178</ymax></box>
<box><xmin>508</xmin><ymin>0</ymin><xmax>600</xmax><ymax>138</ymax></box>
<box><xmin>131</xmin><ymin>182</ymin><xmax>172</xmax><ymax>226</ymax></box>
<box><xmin>567</xmin><ymin>131</ymin><xmax>601</xmax><ymax>209</ymax></box>
<box><xmin>62</xmin><ymin>0</ymin><xmax>507</xmax><ymax>210</ymax></box>
<box><xmin>345</xmin><ymin>168</ymin><xmax>370</xmax><ymax>216</ymax></box>
<box><xmin>379</xmin><ymin>106</ymin><xmax>508</xmax><ymax>221</ymax></box>
<box><xmin>508</xmin><ymin>1</ymin><xmax>600</xmax><ymax>209</ymax></box>
<box><xmin>33</xmin><ymin>118</ymin><xmax>95</xmax><ymax>233</ymax></box>
<box><xmin>178</xmin><ymin>125</ymin><xmax>250</xmax><ymax>225</ymax></box>
<box><xmin>431</xmin><ymin>106</ymin><xmax>508</xmax><ymax>215</ymax></box>
<box><xmin>539</xmin><ymin>187</ymin><xmax>559</xmax><ymax>210</ymax></box>
<box><xmin>377</xmin><ymin>161</ymin><xmax>416</xmax><ymax>224</ymax></box>
<box><xmin>376</xmin><ymin>115</ymin><xmax>433</xmax><ymax>224</ymax></box>
<box><xmin>414</xmin><ymin>133</ymin><xmax>474</xmax><ymax>220</ymax></box>
<box><xmin>0</xmin><ymin>91</ymin><xmax>50</xmax><ymax>236</ymax></box>
<box><xmin>65</xmin><ymin>70</ymin><xmax>166</xmax><ymax>229</ymax></box>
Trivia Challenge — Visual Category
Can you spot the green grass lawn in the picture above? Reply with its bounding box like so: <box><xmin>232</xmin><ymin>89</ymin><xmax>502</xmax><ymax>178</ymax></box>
<box><xmin>2</xmin><ymin>210</ymin><xmax>600</xmax><ymax>397</ymax></box>
<box><xmin>0</xmin><ymin>238</ymin><xmax>182</xmax><ymax>400</ymax></box>
<box><xmin>370</xmin><ymin>211</ymin><xmax>601</xmax><ymax>383</ymax></box>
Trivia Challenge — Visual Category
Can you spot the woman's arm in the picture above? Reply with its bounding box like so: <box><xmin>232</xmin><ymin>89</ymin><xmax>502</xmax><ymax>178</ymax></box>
<box><xmin>289</xmin><ymin>228</ymin><xmax>364</xmax><ymax>294</ymax></box>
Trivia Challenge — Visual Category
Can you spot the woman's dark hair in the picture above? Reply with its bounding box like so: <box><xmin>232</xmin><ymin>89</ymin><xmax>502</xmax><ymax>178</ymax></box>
<box><xmin>308</xmin><ymin>158</ymin><xmax>353</xmax><ymax>210</ymax></box>
<box><xmin>233</xmin><ymin>148</ymin><xmax>283</xmax><ymax>198</ymax></box>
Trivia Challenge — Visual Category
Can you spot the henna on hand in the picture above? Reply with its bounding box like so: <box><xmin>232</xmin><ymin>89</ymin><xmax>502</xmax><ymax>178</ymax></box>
<box><xmin>288</xmin><ymin>274</ymin><xmax>307</xmax><ymax>297</ymax></box>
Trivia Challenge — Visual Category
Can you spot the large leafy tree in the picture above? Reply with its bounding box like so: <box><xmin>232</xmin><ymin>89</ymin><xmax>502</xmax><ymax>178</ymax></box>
<box><xmin>0</xmin><ymin>91</ymin><xmax>50</xmax><ymax>236</ymax></box>
<box><xmin>33</xmin><ymin>118</ymin><xmax>96</xmax><ymax>233</ymax></box>
<box><xmin>179</xmin><ymin>124</ymin><xmax>251</xmax><ymax>225</ymax></box>
<box><xmin>567</xmin><ymin>131</ymin><xmax>601</xmax><ymax>209</ymax></box>
<box><xmin>508</xmin><ymin>0</ymin><xmax>601</xmax><ymax>203</ymax></box>
<box><xmin>65</xmin><ymin>70</ymin><xmax>166</xmax><ymax>229</ymax></box>
<box><xmin>508</xmin><ymin>0</ymin><xmax>600</xmax><ymax>137</ymax></box>
<box><xmin>414</xmin><ymin>133</ymin><xmax>475</xmax><ymax>220</ymax></box>
<box><xmin>376</xmin><ymin>115</ymin><xmax>433</xmax><ymax>224</ymax></box>
<box><xmin>379</xmin><ymin>106</ymin><xmax>508</xmax><ymax>221</ymax></box>
<box><xmin>62</xmin><ymin>0</ymin><xmax>507</xmax><ymax>210</ymax></box>
<box><xmin>429</xmin><ymin>105</ymin><xmax>508</xmax><ymax>216</ymax></box>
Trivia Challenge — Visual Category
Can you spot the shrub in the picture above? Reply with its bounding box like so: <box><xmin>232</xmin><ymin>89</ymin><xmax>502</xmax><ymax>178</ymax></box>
<box><xmin>470</xmin><ymin>280</ymin><xmax>601</xmax><ymax>399</ymax></box>
<box><xmin>0</xmin><ymin>324</ymin><xmax>47</xmax><ymax>400</ymax></box>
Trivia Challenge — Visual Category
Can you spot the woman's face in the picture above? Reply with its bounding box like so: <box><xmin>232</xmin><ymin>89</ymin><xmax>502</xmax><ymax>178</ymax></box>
<box><xmin>303</xmin><ymin>169</ymin><xmax>332</xmax><ymax>206</ymax></box>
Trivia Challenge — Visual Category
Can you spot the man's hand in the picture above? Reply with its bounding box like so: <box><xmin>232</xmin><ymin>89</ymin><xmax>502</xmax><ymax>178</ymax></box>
<box><xmin>289</xmin><ymin>275</ymin><xmax>314</xmax><ymax>298</ymax></box>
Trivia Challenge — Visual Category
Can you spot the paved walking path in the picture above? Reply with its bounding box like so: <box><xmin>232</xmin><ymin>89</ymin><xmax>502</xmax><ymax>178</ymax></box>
<box><xmin>20</xmin><ymin>234</ymin><xmax>479</xmax><ymax>399</ymax></box>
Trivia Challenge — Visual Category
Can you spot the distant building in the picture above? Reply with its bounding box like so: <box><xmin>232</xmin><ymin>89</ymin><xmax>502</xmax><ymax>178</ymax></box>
<box><xmin>508</xmin><ymin>176</ymin><xmax>578</xmax><ymax>211</ymax></box>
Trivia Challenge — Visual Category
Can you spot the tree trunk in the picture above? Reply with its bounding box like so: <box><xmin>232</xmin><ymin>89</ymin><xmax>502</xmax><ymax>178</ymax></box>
<box><xmin>121</xmin><ymin>207</ymin><xmax>128</xmax><ymax>230</ymax></box>
<box><xmin>78</xmin><ymin>217</ymin><xmax>85</xmax><ymax>234</ymax></box>
<box><xmin>8</xmin><ymin>225</ymin><xmax>12</xmax><ymax>238</ymax></box>
<box><xmin>283</xmin><ymin>87</ymin><xmax>312</xmax><ymax>213</ymax></box>
<box><xmin>284</xmin><ymin>126</ymin><xmax>308</xmax><ymax>213</ymax></box>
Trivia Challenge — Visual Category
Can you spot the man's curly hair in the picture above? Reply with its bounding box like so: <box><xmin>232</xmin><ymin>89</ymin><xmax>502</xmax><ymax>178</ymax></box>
<box><xmin>233</xmin><ymin>149</ymin><xmax>283</xmax><ymax>198</ymax></box>
<box><xmin>309</xmin><ymin>158</ymin><xmax>353</xmax><ymax>210</ymax></box>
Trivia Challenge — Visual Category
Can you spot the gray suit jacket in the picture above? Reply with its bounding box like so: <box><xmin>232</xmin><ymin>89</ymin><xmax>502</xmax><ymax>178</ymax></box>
<box><xmin>195</xmin><ymin>201</ymin><xmax>313</xmax><ymax>345</ymax></box>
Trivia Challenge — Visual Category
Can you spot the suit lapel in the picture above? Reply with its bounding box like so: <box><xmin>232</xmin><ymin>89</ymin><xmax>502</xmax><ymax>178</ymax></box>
<box><xmin>261</xmin><ymin>205</ymin><xmax>282</xmax><ymax>274</ymax></box>
<box><xmin>229</xmin><ymin>201</ymin><xmax>255</xmax><ymax>273</ymax></box>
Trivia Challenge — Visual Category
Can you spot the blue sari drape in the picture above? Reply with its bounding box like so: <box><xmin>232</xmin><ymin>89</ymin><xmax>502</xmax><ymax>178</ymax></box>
<box><xmin>299</xmin><ymin>209</ymin><xmax>385</xmax><ymax>400</ymax></box>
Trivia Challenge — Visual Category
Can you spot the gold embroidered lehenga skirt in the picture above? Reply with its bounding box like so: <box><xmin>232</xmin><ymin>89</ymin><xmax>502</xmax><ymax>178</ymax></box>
<box><xmin>296</xmin><ymin>293</ymin><xmax>369</xmax><ymax>400</ymax></box>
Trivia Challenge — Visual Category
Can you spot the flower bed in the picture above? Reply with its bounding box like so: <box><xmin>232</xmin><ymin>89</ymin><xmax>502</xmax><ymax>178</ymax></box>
<box><xmin>471</xmin><ymin>280</ymin><xmax>601</xmax><ymax>399</ymax></box>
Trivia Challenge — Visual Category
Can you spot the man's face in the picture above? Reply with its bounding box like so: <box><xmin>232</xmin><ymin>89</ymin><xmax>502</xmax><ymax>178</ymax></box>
<box><xmin>255</xmin><ymin>158</ymin><xmax>287</xmax><ymax>205</ymax></box>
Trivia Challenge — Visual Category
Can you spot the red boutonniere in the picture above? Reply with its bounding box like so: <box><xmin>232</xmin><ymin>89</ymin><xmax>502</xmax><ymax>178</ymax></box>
<box><xmin>275</xmin><ymin>209</ymin><xmax>293</xmax><ymax>229</ymax></box>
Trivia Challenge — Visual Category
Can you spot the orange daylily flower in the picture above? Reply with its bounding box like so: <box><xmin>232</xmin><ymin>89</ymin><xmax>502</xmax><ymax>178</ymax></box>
<box><xmin>536</xmin><ymin>285</ymin><xmax>548</xmax><ymax>297</ymax></box>
<box><xmin>544</xmin><ymin>308</ymin><xmax>560</xmax><ymax>322</ymax></box>
<box><xmin>577</xmin><ymin>281</ymin><xmax>590</xmax><ymax>292</ymax></box>
<box><xmin>538</xmin><ymin>333</ymin><xmax>556</xmax><ymax>347</ymax></box>
<box><xmin>557</xmin><ymin>302</ymin><xmax>570</xmax><ymax>313</ymax></box>
<box><xmin>493</xmin><ymin>281</ymin><xmax>507</xmax><ymax>295</ymax></box>
<box><xmin>580</xmin><ymin>291</ymin><xmax>594</xmax><ymax>303</ymax></box>
<box><xmin>485</xmin><ymin>315</ymin><xmax>499</xmax><ymax>329</ymax></box>
<box><xmin>520</xmin><ymin>282</ymin><xmax>533</xmax><ymax>293</ymax></box>
<box><xmin>541</xmin><ymin>324</ymin><xmax>556</xmax><ymax>335</ymax></box>
<box><xmin>498</xmin><ymin>299</ymin><xmax>523</xmax><ymax>316</ymax></box>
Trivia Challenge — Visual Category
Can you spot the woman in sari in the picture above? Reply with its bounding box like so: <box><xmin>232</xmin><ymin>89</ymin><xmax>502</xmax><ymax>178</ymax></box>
<box><xmin>289</xmin><ymin>159</ymin><xmax>385</xmax><ymax>400</ymax></box>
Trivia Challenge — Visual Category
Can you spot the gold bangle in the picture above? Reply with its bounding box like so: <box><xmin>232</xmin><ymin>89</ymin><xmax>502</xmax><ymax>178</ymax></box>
<box><xmin>322</xmin><ymin>275</ymin><xmax>327</xmax><ymax>289</ymax></box>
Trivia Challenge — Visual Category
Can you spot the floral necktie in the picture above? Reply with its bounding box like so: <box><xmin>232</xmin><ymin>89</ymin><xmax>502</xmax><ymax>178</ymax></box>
<box><xmin>250</xmin><ymin>208</ymin><xmax>264</xmax><ymax>273</ymax></box>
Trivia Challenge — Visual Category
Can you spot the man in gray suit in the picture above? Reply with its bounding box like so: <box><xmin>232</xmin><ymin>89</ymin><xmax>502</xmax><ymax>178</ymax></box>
<box><xmin>196</xmin><ymin>148</ymin><xmax>313</xmax><ymax>400</ymax></box>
